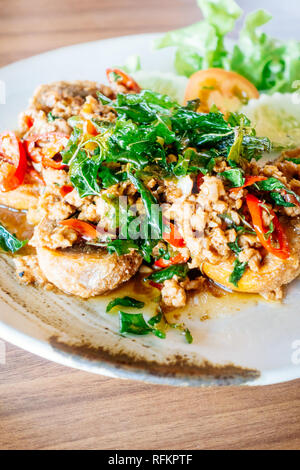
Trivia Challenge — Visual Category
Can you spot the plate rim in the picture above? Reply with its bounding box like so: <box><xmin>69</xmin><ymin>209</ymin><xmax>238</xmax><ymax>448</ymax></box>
<box><xmin>0</xmin><ymin>33</ymin><xmax>299</xmax><ymax>387</ymax></box>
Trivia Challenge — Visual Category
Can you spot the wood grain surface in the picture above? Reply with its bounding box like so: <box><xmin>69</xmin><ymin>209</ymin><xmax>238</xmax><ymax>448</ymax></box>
<box><xmin>0</xmin><ymin>0</ymin><xmax>300</xmax><ymax>451</ymax></box>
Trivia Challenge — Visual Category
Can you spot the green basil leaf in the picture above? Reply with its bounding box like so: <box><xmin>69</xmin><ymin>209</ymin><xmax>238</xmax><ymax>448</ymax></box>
<box><xmin>169</xmin><ymin>323</ymin><xmax>193</xmax><ymax>344</ymax></box>
<box><xmin>61</xmin><ymin>127</ymin><xmax>82</xmax><ymax>164</ymax></box>
<box><xmin>0</xmin><ymin>224</ymin><xmax>27</xmax><ymax>253</ymax></box>
<box><xmin>47</xmin><ymin>112</ymin><xmax>59</xmax><ymax>122</ymax></box>
<box><xmin>229</xmin><ymin>259</ymin><xmax>248</xmax><ymax>287</ymax></box>
<box><xmin>256</xmin><ymin>177</ymin><xmax>286</xmax><ymax>192</ymax></box>
<box><xmin>228</xmin><ymin>239</ymin><xmax>242</xmax><ymax>255</ymax></box>
<box><xmin>119</xmin><ymin>311</ymin><xmax>152</xmax><ymax>335</ymax></box>
<box><xmin>148</xmin><ymin>312</ymin><xmax>163</xmax><ymax>326</ymax></box>
<box><xmin>147</xmin><ymin>264</ymin><xmax>189</xmax><ymax>283</ymax></box>
<box><xmin>286</xmin><ymin>158</ymin><xmax>300</xmax><ymax>164</ymax></box>
<box><xmin>119</xmin><ymin>311</ymin><xmax>165</xmax><ymax>339</ymax></box>
<box><xmin>221</xmin><ymin>168</ymin><xmax>245</xmax><ymax>187</ymax></box>
<box><xmin>106</xmin><ymin>296</ymin><xmax>145</xmax><ymax>312</ymax></box>
<box><xmin>269</xmin><ymin>192</ymin><xmax>295</xmax><ymax>207</ymax></box>
<box><xmin>107</xmin><ymin>239</ymin><xmax>139</xmax><ymax>256</ymax></box>
<box><xmin>96</xmin><ymin>91</ymin><xmax>113</xmax><ymax>106</ymax></box>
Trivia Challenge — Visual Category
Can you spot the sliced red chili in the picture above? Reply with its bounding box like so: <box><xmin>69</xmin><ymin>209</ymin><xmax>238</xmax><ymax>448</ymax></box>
<box><xmin>24</xmin><ymin>132</ymin><xmax>69</xmax><ymax>169</ymax></box>
<box><xmin>59</xmin><ymin>185</ymin><xmax>74</xmax><ymax>198</ymax></box>
<box><xmin>230</xmin><ymin>176</ymin><xmax>268</xmax><ymax>192</ymax></box>
<box><xmin>149</xmin><ymin>281</ymin><xmax>163</xmax><ymax>291</ymax></box>
<box><xmin>24</xmin><ymin>115</ymin><xmax>34</xmax><ymax>129</ymax></box>
<box><xmin>60</xmin><ymin>219</ymin><xmax>98</xmax><ymax>240</ymax></box>
<box><xmin>196</xmin><ymin>173</ymin><xmax>204</xmax><ymax>191</ymax></box>
<box><xmin>85</xmin><ymin>120</ymin><xmax>98</xmax><ymax>136</ymax></box>
<box><xmin>162</xmin><ymin>221</ymin><xmax>186</xmax><ymax>248</ymax></box>
<box><xmin>106</xmin><ymin>68</ymin><xmax>141</xmax><ymax>93</ymax></box>
<box><xmin>246</xmin><ymin>194</ymin><xmax>290</xmax><ymax>260</ymax></box>
<box><xmin>0</xmin><ymin>131</ymin><xmax>27</xmax><ymax>192</ymax></box>
<box><xmin>154</xmin><ymin>253</ymin><xmax>188</xmax><ymax>268</ymax></box>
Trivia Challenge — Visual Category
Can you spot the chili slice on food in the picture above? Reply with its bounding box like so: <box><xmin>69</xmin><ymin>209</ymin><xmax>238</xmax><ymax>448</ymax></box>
<box><xmin>230</xmin><ymin>176</ymin><xmax>267</xmax><ymax>192</ymax></box>
<box><xmin>0</xmin><ymin>132</ymin><xmax>27</xmax><ymax>192</ymax></box>
<box><xmin>24</xmin><ymin>132</ymin><xmax>69</xmax><ymax>169</ymax></box>
<box><xmin>246</xmin><ymin>194</ymin><xmax>290</xmax><ymax>260</ymax></box>
<box><xmin>60</xmin><ymin>219</ymin><xmax>99</xmax><ymax>240</ymax></box>
<box><xmin>163</xmin><ymin>222</ymin><xmax>186</xmax><ymax>248</ymax></box>
<box><xmin>106</xmin><ymin>68</ymin><xmax>141</xmax><ymax>93</ymax></box>
<box><xmin>155</xmin><ymin>253</ymin><xmax>188</xmax><ymax>268</ymax></box>
<box><xmin>59</xmin><ymin>185</ymin><xmax>74</xmax><ymax>198</ymax></box>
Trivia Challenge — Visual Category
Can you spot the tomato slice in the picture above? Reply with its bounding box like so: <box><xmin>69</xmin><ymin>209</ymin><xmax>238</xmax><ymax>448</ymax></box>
<box><xmin>24</xmin><ymin>132</ymin><xmax>69</xmax><ymax>169</ymax></box>
<box><xmin>162</xmin><ymin>222</ymin><xmax>185</xmax><ymax>248</ymax></box>
<box><xmin>106</xmin><ymin>68</ymin><xmax>141</xmax><ymax>93</ymax></box>
<box><xmin>0</xmin><ymin>132</ymin><xmax>27</xmax><ymax>192</ymax></box>
<box><xmin>154</xmin><ymin>253</ymin><xmax>188</xmax><ymax>268</ymax></box>
<box><xmin>246</xmin><ymin>194</ymin><xmax>290</xmax><ymax>260</ymax></box>
<box><xmin>60</xmin><ymin>219</ymin><xmax>98</xmax><ymax>240</ymax></box>
<box><xmin>184</xmin><ymin>68</ymin><xmax>259</xmax><ymax>114</ymax></box>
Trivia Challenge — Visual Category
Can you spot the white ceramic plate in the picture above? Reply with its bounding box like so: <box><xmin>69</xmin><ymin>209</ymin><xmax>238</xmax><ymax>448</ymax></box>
<box><xmin>0</xmin><ymin>33</ymin><xmax>300</xmax><ymax>386</ymax></box>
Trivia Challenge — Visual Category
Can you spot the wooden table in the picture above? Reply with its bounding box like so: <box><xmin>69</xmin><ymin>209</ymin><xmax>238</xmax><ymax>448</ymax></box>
<box><xmin>0</xmin><ymin>0</ymin><xmax>299</xmax><ymax>450</ymax></box>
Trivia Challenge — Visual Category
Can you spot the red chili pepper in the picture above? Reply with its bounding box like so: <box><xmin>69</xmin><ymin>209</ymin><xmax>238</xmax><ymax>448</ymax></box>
<box><xmin>154</xmin><ymin>253</ymin><xmax>188</xmax><ymax>268</ymax></box>
<box><xmin>60</xmin><ymin>219</ymin><xmax>98</xmax><ymax>240</ymax></box>
<box><xmin>196</xmin><ymin>173</ymin><xmax>204</xmax><ymax>191</ymax></box>
<box><xmin>106</xmin><ymin>68</ymin><xmax>141</xmax><ymax>93</ymax></box>
<box><xmin>149</xmin><ymin>281</ymin><xmax>163</xmax><ymax>291</ymax></box>
<box><xmin>24</xmin><ymin>132</ymin><xmax>69</xmax><ymax>169</ymax></box>
<box><xmin>246</xmin><ymin>194</ymin><xmax>290</xmax><ymax>260</ymax></box>
<box><xmin>163</xmin><ymin>221</ymin><xmax>186</xmax><ymax>248</ymax></box>
<box><xmin>85</xmin><ymin>120</ymin><xmax>98</xmax><ymax>136</ymax></box>
<box><xmin>0</xmin><ymin>132</ymin><xmax>27</xmax><ymax>192</ymax></box>
<box><xmin>24</xmin><ymin>115</ymin><xmax>34</xmax><ymax>129</ymax></box>
<box><xmin>230</xmin><ymin>176</ymin><xmax>268</xmax><ymax>193</ymax></box>
<box><xmin>59</xmin><ymin>185</ymin><xmax>74</xmax><ymax>198</ymax></box>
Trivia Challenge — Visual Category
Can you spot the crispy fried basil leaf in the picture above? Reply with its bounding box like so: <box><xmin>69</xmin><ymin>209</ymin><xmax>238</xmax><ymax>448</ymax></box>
<box><xmin>107</xmin><ymin>239</ymin><xmax>139</xmax><ymax>256</ymax></box>
<box><xmin>229</xmin><ymin>259</ymin><xmax>248</xmax><ymax>287</ymax></box>
<box><xmin>269</xmin><ymin>192</ymin><xmax>295</xmax><ymax>207</ymax></box>
<box><xmin>221</xmin><ymin>168</ymin><xmax>245</xmax><ymax>187</ymax></box>
<box><xmin>169</xmin><ymin>323</ymin><xmax>193</xmax><ymax>344</ymax></box>
<box><xmin>69</xmin><ymin>149</ymin><xmax>101</xmax><ymax>197</ymax></box>
<box><xmin>119</xmin><ymin>311</ymin><xmax>152</xmax><ymax>335</ymax></box>
<box><xmin>228</xmin><ymin>239</ymin><xmax>242</xmax><ymax>255</ymax></box>
<box><xmin>119</xmin><ymin>311</ymin><xmax>165</xmax><ymax>339</ymax></box>
<box><xmin>147</xmin><ymin>264</ymin><xmax>189</xmax><ymax>283</ymax></box>
<box><xmin>106</xmin><ymin>296</ymin><xmax>145</xmax><ymax>312</ymax></box>
<box><xmin>0</xmin><ymin>225</ymin><xmax>27</xmax><ymax>253</ymax></box>
<box><xmin>286</xmin><ymin>158</ymin><xmax>300</xmax><ymax>164</ymax></box>
<box><xmin>61</xmin><ymin>127</ymin><xmax>83</xmax><ymax>164</ymax></box>
<box><xmin>256</xmin><ymin>177</ymin><xmax>300</xmax><ymax>206</ymax></box>
<box><xmin>148</xmin><ymin>312</ymin><xmax>163</xmax><ymax>326</ymax></box>
<box><xmin>128</xmin><ymin>172</ymin><xmax>162</xmax><ymax>240</ymax></box>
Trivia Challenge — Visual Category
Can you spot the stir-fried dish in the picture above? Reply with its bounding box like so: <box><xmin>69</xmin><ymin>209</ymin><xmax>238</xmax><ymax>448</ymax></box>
<box><xmin>1</xmin><ymin>1</ymin><xmax>300</xmax><ymax>342</ymax></box>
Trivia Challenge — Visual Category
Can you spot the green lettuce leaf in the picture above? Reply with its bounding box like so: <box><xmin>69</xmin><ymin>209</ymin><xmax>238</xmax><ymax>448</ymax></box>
<box><xmin>155</xmin><ymin>0</ymin><xmax>241</xmax><ymax>76</ymax></box>
<box><xmin>197</xmin><ymin>0</ymin><xmax>242</xmax><ymax>36</ymax></box>
<box><xmin>154</xmin><ymin>1</ymin><xmax>300</xmax><ymax>94</ymax></box>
